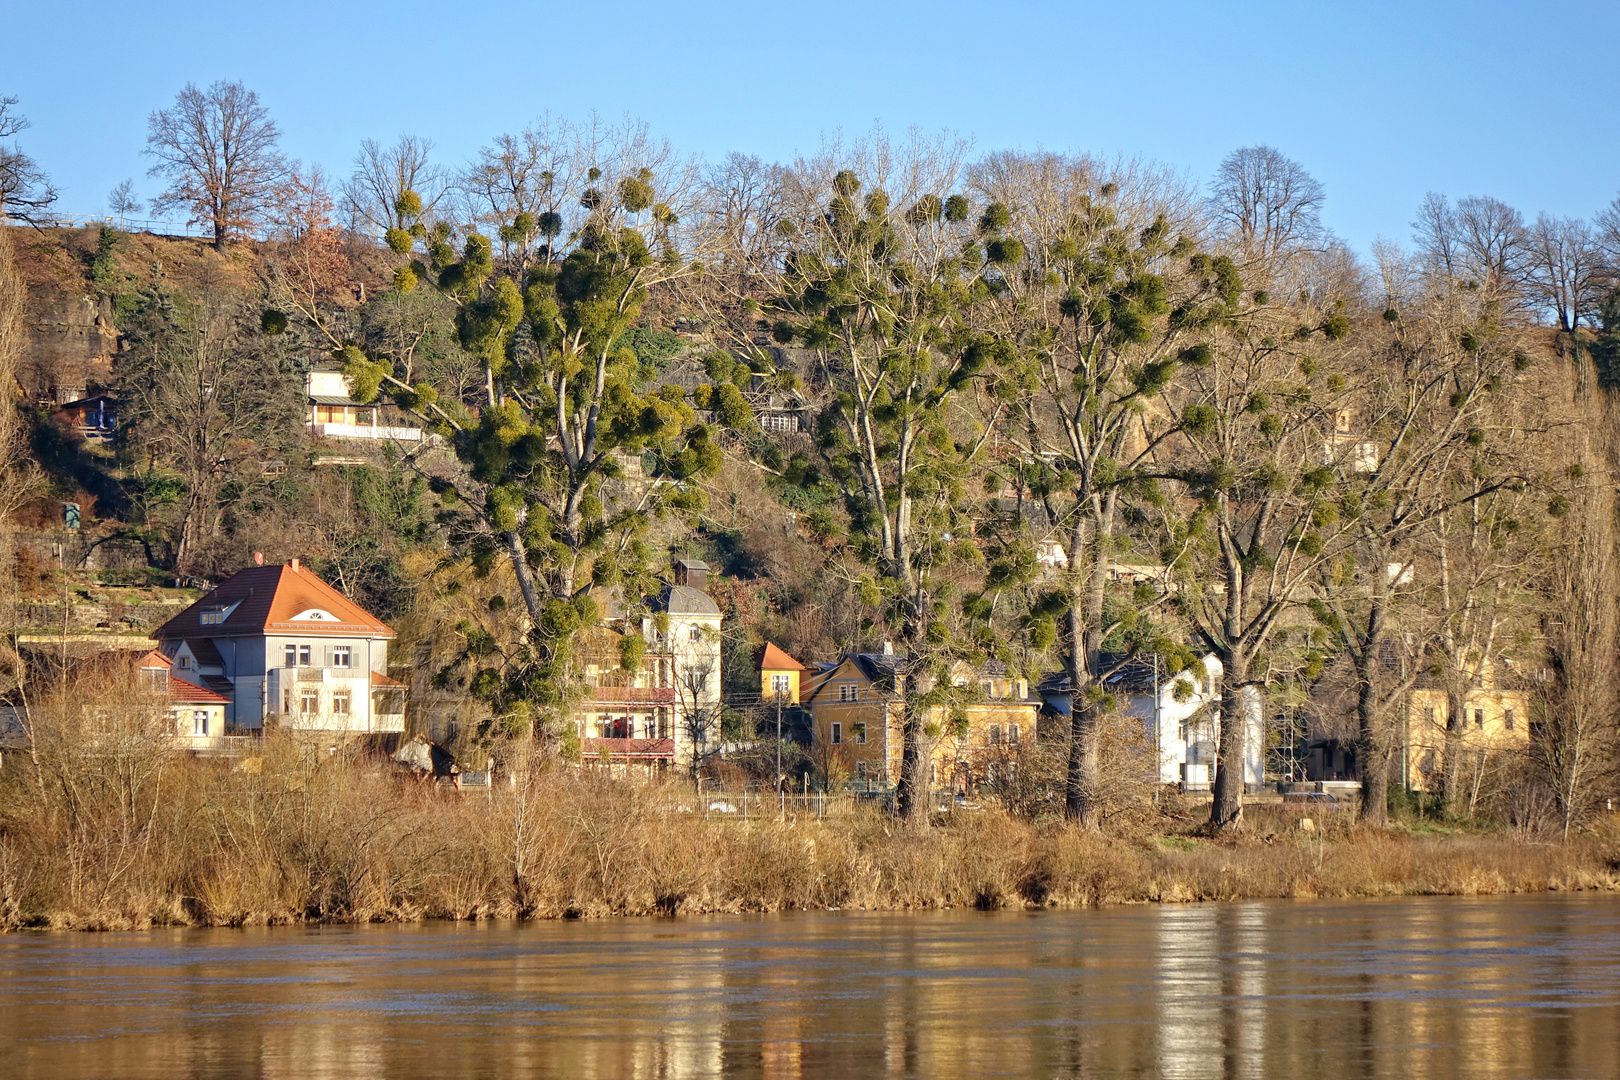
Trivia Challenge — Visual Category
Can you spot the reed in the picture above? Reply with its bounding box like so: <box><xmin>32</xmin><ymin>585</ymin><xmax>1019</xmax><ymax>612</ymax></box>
<box><xmin>1</xmin><ymin>728</ymin><xmax>1616</xmax><ymax>931</ymax></box>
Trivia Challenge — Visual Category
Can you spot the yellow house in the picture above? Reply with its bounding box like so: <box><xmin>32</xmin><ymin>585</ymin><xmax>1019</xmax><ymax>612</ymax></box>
<box><xmin>758</xmin><ymin>642</ymin><xmax>809</xmax><ymax>704</ymax></box>
<box><xmin>800</xmin><ymin>652</ymin><xmax>1037</xmax><ymax>791</ymax></box>
<box><xmin>1401</xmin><ymin>659</ymin><xmax>1531</xmax><ymax>793</ymax></box>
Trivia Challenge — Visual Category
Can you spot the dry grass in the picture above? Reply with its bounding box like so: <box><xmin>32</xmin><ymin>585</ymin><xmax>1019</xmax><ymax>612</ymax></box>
<box><xmin>1</xmin><ymin>727</ymin><xmax>1617</xmax><ymax>931</ymax></box>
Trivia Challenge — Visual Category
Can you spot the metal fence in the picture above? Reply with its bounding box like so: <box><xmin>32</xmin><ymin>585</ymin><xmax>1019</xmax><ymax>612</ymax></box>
<box><xmin>22</xmin><ymin>213</ymin><xmax>210</xmax><ymax>238</ymax></box>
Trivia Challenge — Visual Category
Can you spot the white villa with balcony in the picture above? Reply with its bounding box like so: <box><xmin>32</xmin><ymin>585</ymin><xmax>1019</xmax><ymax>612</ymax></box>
<box><xmin>307</xmin><ymin>369</ymin><xmax>423</xmax><ymax>442</ymax></box>
<box><xmin>152</xmin><ymin>559</ymin><xmax>406</xmax><ymax>735</ymax></box>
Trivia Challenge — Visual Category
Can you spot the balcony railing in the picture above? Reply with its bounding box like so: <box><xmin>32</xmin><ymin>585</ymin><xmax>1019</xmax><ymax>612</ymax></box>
<box><xmin>311</xmin><ymin>421</ymin><xmax>423</xmax><ymax>442</ymax></box>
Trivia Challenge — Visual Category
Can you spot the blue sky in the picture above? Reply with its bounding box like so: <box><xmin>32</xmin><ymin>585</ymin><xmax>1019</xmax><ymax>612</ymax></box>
<box><xmin>6</xmin><ymin>0</ymin><xmax>1616</xmax><ymax>253</ymax></box>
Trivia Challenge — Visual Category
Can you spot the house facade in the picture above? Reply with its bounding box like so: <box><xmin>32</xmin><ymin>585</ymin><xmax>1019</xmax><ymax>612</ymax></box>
<box><xmin>152</xmin><ymin>559</ymin><xmax>405</xmax><ymax>735</ymax></box>
<box><xmin>1040</xmin><ymin>654</ymin><xmax>1266</xmax><ymax>790</ymax></box>
<box><xmin>307</xmin><ymin>369</ymin><xmax>422</xmax><ymax>442</ymax></box>
<box><xmin>800</xmin><ymin>651</ymin><xmax>1039</xmax><ymax>791</ymax></box>
<box><xmin>574</xmin><ymin>559</ymin><xmax>723</xmax><ymax>771</ymax></box>
<box><xmin>136</xmin><ymin>649</ymin><xmax>231</xmax><ymax>750</ymax></box>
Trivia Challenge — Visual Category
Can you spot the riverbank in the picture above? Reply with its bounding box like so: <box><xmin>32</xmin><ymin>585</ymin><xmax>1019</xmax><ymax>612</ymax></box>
<box><xmin>3</xmin><ymin>747</ymin><xmax>1617</xmax><ymax>931</ymax></box>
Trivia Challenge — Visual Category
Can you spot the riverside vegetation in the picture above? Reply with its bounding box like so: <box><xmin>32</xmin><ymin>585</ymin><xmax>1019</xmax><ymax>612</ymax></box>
<box><xmin>1</xmin><ymin>685</ymin><xmax>1616</xmax><ymax>931</ymax></box>
<box><xmin>3</xmin><ymin>85</ymin><xmax>1620</xmax><ymax>928</ymax></box>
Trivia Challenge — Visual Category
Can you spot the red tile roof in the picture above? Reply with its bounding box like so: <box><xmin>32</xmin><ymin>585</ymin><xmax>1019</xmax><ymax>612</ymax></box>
<box><xmin>758</xmin><ymin>642</ymin><xmax>808</xmax><ymax>672</ymax></box>
<box><xmin>166</xmin><ymin>675</ymin><xmax>230</xmax><ymax>704</ymax></box>
<box><xmin>371</xmin><ymin>671</ymin><xmax>408</xmax><ymax>688</ymax></box>
<box><xmin>152</xmin><ymin>561</ymin><xmax>394</xmax><ymax>641</ymax></box>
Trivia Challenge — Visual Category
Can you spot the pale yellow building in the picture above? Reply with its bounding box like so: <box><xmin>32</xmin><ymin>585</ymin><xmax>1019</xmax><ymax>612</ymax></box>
<box><xmin>800</xmin><ymin>651</ymin><xmax>1037</xmax><ymax>791</ymax></box>
<box><xmin>1400</xmin><ymin>659</ymin><xmax>1531</xmax><ymax>793</ymax></box>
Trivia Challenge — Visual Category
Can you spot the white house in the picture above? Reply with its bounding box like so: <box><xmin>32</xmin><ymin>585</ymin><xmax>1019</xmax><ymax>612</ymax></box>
<box><xmin>1041</xmin><ymin>654</ymin><xmax>1266</xmax><ymax>789</ymax></box>
<box><xmin>307</xmin><ymin>369</ymin><xmax>423</xmax><ymax>442</ymax></box>
<box><xmin>152</xmin><ymin>559</ymin><xmax>406</xmax><ymax>735</ymax></box>
<box><xmin>575</xmin><ymin>558</ymin><xmax>724</xmax><ymax>772</ymax></box>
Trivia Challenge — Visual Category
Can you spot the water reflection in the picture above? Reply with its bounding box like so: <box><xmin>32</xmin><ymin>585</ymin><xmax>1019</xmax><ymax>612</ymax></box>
<box><xmin>2</xmin><ymin>895</ymin><xmax>1618</xmax><ymax>1079</ymax></box>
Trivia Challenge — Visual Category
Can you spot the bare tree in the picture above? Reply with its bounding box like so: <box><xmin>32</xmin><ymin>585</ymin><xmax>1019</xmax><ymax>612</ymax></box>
<box><xmin>145</xmin><ymin>80</ymin><xmax>288</xmax><ymax>248</ymax></box>
<box><xmin>1209</xmin><ymin>145</ymin><xmax>1326</xmax><ymax>267</ymax></box>
<box><xmin>1524</xmin><ymin>213</ymin><xmax>1606</xmax><ymax>334</ymax></box>
<box><xmin>119</xmin><ymin>291</ymin><xmax>295</xmax><ymax>570</ymax></box>
<box><xmin>344</xmin><ymin>135</ymin><xmax>447</xmax><ymax>236</ymax></box>
<box><xmin>0</xmin><ymin>95</ymin><xmax>57</xmax><ymax>224</ymax></box>
<box><xmin>1413</xmin><ymin>194</ymin><xmax>1528</xmax><ymax>300</ymax></box>
<box><xmin>1535</xmin><ymin>417</ymin><xmax>1620</xmax><ymax>840</ymax></box>
<box><xmin>107</xmin><ymin>179</ymin><xmax>140</xmax><ymax>227</ymax></box>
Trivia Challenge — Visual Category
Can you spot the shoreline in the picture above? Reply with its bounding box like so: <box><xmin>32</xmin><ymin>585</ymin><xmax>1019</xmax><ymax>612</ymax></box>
<box><xmin>5</xmin><ymin>800</ymin><xmax>1617</xmax><ymax>933</ymax></box>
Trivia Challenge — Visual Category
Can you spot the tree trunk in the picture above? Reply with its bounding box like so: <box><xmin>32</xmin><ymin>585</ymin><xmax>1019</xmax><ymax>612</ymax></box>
<box><xmin>894</xmin><ymin>636</ymin><xmax>930</xmax><ymax>824</ymax></box>
<box><xmin>1438</xmin><ymin>684</ymin><xmax>1468</xmax><ymax>816</ymax></box>
<box><xmin>1209</xmin><ymin>652</ymin><xmax>1248</xmax><ymax>831</ymax></box>
<box><xmin>1064</xmin><ymin>606</ymin><xmax>1099</xmax><ymax>828</ymax></box>
<box><xmin>1355</xmin><ymin>674</ymin><xmax>1389</xmax><ymax>825</ymax></box>
<box><xmin>894</xmin><ymin>696</ymin><xmax>928</xmax><ymax>824</ymax></box>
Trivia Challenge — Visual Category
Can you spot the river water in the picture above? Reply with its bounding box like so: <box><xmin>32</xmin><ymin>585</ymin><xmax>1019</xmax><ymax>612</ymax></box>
<box><xmin>2</xmin><ymin>895</ymin><xmax>1618</xmax><ymax>1079</ymax></box>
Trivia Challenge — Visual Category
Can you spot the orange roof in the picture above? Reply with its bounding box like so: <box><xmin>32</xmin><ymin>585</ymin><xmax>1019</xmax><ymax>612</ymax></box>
<box><xmin>167</xmin><ymin>674</ymin><xmax>230</xmax><ymax>704</ymax></box>
<box><xmin>138</xmin><ymin>649</ymin><xmax>171</xmax><ymax>669</ymax></box>
<box><xmin>153</xmin><ymin>560</ymin><xmax>395</xmax><ymax>641</ymax></box>
<box><xmin>758</xmin><ymin>642</ymin><xmax>808</xmax><ymax>672</ymax></box>
<box><xmin>370</xmin><ymin>671</ymin><xmax>408</xmax><ymax>688</ymax></box>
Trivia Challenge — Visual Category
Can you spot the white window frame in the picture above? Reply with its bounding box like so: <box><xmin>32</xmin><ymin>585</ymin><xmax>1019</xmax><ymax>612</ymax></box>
<box><xmin>1010</xmin><ymin>723</ymin><xmax>1020</xmax><ymax>745</ymax></box>
<box><xmin>771</xmin><ymin>674</ymin><xmax>790</xmax><ymax>696</ymax></box>
<box><xmin>830</xmin><ymin>722</ymin><xmax>842</xmax><ymax>745</ymax></box>
<box><xmin>331</xmin><ymin>646</ymin><xmax>352</xmax><ymax>669</ymax></box>
<box><xmin>852</xmin><ymin>722</ymin><xmax>867</xmax><ymax>745</ymax></box>
<box><xmin>989</xmin><ymin>723</ymin><xmax>1003</xmax><ymax>746</ymax></box>
<box><xmin>332</xmin><ymin>693</ymin><xmax>351</xmax><ymax>716</ymax></box>
<box><xmin>300</xmin><ymin>690</ymin><xmax>320</xmax><ymax>716</ymax></box>
<box><xmin>192</xmin><ymin>709</ymin><xmax>209</xmax><ymax>736</ymax></box>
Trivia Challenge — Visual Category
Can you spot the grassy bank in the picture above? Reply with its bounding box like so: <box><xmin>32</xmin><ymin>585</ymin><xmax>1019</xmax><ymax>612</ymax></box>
<box><xmin>2</xmin><ymin>735</ymin><xmax>1617</xmax><ymax>931</ymax></box>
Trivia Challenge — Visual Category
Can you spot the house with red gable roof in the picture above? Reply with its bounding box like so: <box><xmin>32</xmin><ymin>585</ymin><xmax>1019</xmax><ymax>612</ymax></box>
<box><xmin>135</xmin><ymin>649</ymin><xmax>231</xmax><ymax>748</ymax></box>
<box><xmin>152</xmin><ymin>558</ymin><xmax>405</xmax><ymax>734</ymax></box>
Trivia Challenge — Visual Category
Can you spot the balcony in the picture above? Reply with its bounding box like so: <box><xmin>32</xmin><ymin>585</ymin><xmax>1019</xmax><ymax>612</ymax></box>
<box><xmin>311</xmin><ymin>421</ymin><xmax>422</xmax><ymax>442</ymax></box>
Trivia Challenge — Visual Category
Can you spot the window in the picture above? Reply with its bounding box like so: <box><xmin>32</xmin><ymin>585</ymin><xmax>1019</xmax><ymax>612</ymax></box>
<box><xmin>285</xmin><ymin>644</ymin><xmax>296</xmax><ymax>668</ymax></box>
<box><xmin>300</xmin><ymin>690</ymin><xmax>320</xmax><ymax>716</ymax></box>
<box><xmin>192</xmin><ymin>710</ymin><xmax>209</xmax><ymax>736</ymax></box>
<box><xmin>299</xmin><ymin>645</ymin><xmax>312</xmax><ymax>667</ymax></box>
<box><xmin>989</xmin><ymin>723</ymin><xmax>1003</xmax><ymax>746</ymax></box>
<box><xmin>852</xmin><ymin>722</ymin><xmax>867</xmax><ymax>744</ymax></box>
<box><xmin>331</xmin><ymin>646</ymin><xmax>351</xmax><ymax>669</ymax></box>
<box><xmin>856</xmin><ymin>761</ymin><xmax>867</xmax><ymax>779</ymax></box>
<box><xmin>1010</xmin><ymin>724</ymin><xmax>1020</xmax><ymax>746</ymax></box>
<box><xmin>838</xmin><ymin>683</ymin><xmax>856</xmax><ymax>702</ymax></box>
<box><xmin>690</xmin><ymin>627</ymin><xmax>702</xmax><ymax>643</ymax></box>
<box><xmin>332</xmin><ymin>693</ymin><xmax>350</xmax><ymax>716</ymax></box>
<box><xmin>1474</xmin><ymin>709</ymin><xmax>1485</xmax><ymax>729</ymax></box>
<box><xmin>831</xmin><ymin>722</ymin><xmax>842</xmax><ymax>745</ymax></box>
<box><xmin>286</xmin><ymin>644</ymin><xmax>312</xmax><ymax>668</ymax></box>
<box><xmin>1505</xmin><ymin>708</ymin><xmax>1516</xmax><ymax>731</ymax></box>
<box><xmin>178</xmin><ymin>654</ymin><xmax>191</xmax><ymax>670</ymax></box>
<box><xmin>931</xmin><ymin>763</ymin><xmax>938</xmax><ymax>785</ymax></box>
<box><xmin>771</xmin><ymin>674</ymin><xmax>791</xmax><ymax>697</ymax></box>
<box><xmin>282</xmin><ymin>688</ymin><xmax>291</xmax><ymax>714</ymax></box>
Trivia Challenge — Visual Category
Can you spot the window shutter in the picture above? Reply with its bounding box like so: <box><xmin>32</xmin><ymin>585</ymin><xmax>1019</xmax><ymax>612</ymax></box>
<box><xmin>325</xmin><ymin>644</ymin><xmax>334</xmax><ymax>668</ymax></box>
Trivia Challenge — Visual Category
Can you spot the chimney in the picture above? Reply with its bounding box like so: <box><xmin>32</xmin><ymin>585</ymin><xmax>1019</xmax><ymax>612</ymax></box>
<box><xmin>289</xmin><ymin>558</ymin><xmax>300</xmax><ymax>572</ymax></box>
<box><xmin>673</xmin><ymin>557</ymin><xmax>709</xmax><ymax>590</ymax></box>
<box><xmin>254</xmin><ymin>551</ymin><xmax>264</xmax><ymax>566</ymax></box>
<box><xmin>882</xmin><ymin>641</ymin><xmax>894</xmax><ymax>656</ymax></box>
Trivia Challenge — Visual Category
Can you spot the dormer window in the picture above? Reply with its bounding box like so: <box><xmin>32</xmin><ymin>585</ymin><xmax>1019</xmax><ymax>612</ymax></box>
<box><xmin>199</xmin><ymin>600</ymin><xmax>239</xmax><ymax>625</ymax></box>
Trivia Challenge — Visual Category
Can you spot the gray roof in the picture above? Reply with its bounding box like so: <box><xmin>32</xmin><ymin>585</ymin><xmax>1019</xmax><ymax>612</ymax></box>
<box><xmin>658</xmin><ymin>584</ymin><xmax>720</xmax><ymax>616</ymax></box>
